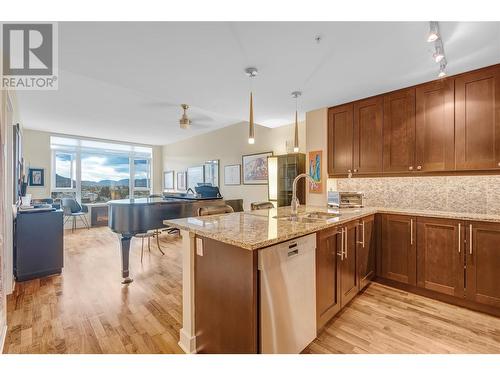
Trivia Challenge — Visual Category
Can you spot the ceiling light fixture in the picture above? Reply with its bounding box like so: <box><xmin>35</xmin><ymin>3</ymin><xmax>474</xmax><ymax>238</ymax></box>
<box><xmin>291</xmin><ymin>91</ymin><xmax>302</xmax><ymax>153</ymax></box>
<box><xmin>179</xmin><ymin>104</ymin><xmax>191</xmax><ymax>129</ymax></box>
<box><xmin>245</xmin><ymin>67</ymin><xmax>258</xmax><ymax>145</ymax></box>
<box><xmin>438</xmin><ymin>60</ymin><xmax>447</xmax><ymax>78</ymax></box>
<box><xmin>427</xmin><ymin>21</ymin><xmax>440</xmax><ymax>42</ymax></box>
<box><xmin>433</xmin><ymin>44</ymin><xmax>445</xmax><ymax>63</ymax></box>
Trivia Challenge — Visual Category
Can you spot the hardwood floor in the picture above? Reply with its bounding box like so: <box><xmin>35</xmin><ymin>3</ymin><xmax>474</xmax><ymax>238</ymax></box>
<box><xmin>305</xmin><ymin>283</ymin><xmax>500</xmax><ymax>354</ymax></box>
<box><xmin>3</xmin><ymin>226</ymin><xmax>500</xmax><ymax>354</ymax></box>
<box><xmin>3</xmin><ymin>227</ymin><xmax>184</xmax><ymax>354</ymax></box>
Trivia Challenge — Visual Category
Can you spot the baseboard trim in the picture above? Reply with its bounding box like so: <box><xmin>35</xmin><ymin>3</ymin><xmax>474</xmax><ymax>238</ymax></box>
<box><xmin>0</xmin><ymin>323</ymin><xmax>7</xmax><ymax>354</ymax></box>
<box><xmin>178</xmin><ymin>328</ymin><xmax>196</xmax><ymax>354</ymax></box>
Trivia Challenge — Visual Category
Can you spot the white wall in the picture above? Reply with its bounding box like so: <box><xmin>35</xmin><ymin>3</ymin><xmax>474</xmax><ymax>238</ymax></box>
<box><xmin>22</xmin><ymin>129</ymin><xmax>164</xmax><ymax>199</ymax></box>
<box><xmin>162</xmin><ymin>121</ymin><xmax>306</xmax><ymax>210</ymax></box>
<box><xmin>305</xmin><ymin>108</ymin><xmax>330</xmax><ymax>207</ymax></box>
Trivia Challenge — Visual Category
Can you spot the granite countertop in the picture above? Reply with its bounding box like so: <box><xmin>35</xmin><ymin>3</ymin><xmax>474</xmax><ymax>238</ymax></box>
<box><xmin>164</xmin><ymin>205</ymin><xmax>500</xmax><ymax>251</ymax></box>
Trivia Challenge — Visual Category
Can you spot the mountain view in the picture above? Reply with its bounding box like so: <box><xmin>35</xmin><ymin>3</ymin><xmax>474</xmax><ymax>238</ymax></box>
<box><xmin>56</xmin><ymin>174</ymin><xmax>148</xmax><ymax>203</ymax></box>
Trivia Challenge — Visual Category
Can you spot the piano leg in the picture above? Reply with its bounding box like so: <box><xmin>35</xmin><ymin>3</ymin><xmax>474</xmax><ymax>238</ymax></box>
<box><xmin>119</xmin><ymin>235</ymin><xmax>133</xmax><ymax>284</ymax></box>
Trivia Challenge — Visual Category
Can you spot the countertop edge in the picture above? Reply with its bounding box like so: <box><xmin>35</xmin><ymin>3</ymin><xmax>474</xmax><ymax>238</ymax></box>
<box><xmin>164</xmin><ymin>207</ymin><xmax>500</xmax><ymax>251</ymax></box>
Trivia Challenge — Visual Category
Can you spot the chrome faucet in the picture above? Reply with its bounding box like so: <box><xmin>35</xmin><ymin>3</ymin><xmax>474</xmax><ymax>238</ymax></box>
<box><xmin>186</xmin><ymin>188</ymin><xmax>196</xmax><ymax>196</ymax></box>
<box><xmin>291</xmin><ymin>173</ymin><xmax>315</xmax><ymax>216</ymax></box>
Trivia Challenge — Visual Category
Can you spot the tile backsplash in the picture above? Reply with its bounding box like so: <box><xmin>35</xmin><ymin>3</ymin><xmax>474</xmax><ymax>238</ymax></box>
<box><xmin>335</xmin><ymin>175</ymin><xmax>500</xmax><ymax>215</ymax></box>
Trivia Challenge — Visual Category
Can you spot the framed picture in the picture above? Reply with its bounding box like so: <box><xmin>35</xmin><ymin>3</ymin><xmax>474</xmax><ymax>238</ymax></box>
<box><xmin>242</xmin><ymin>151</ymin><xmax>273</xmax><ymax>185</ymax></box>
<box><xmin>308</xmin><ymin>150</ymin><xmax>323</xmax><ymax>194</ymax></box>
<box><xmin>177</xmin><ymin>171</ymin><xmax>186</xmax><ymax>190</ymax></box>
<box><xmin>224</xmin><ymin>164</ymin><xmax>241</xmax><ymax>185</ymax></box>
<box><xmin>28</xmin><ymin>168</ymin><xmax>44</xmax><ymax>187</ymax></box>
<box><xmin>163</xmin><ymin>170</ymin><xmax>174</xmax><ymax>190</ymax></box>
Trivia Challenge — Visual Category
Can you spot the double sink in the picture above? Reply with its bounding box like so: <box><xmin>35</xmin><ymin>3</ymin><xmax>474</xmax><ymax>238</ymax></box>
<box><xmin>274</xmin><ymin>211</ymin><xmax>341</xmax><ymax>223</ymax></box>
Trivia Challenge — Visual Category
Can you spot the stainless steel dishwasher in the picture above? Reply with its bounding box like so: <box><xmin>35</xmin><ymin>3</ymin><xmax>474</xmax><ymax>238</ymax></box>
<box><xmin>258</xmin><ymin>233</ymin><xmax>317</xmax><ymax>354</ymax></box>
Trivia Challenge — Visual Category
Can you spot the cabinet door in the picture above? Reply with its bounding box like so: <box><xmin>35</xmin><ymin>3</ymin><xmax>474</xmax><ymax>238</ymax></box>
<box><xmin>455</xmin><ymin>66</ymin><xmax>500</xmax><ymax>170</ymax></box>
<box><xmin>340</xmin><ymin>222</ymin><xmax>358</xmax><ymax>307</ymax></box>
<box><xmin>357</xmin><ymin>215</ymin><xmax>376</xmax><ymax>290</ymax></box>
<box><xmin>316</xmin><ymin>227</ymin><xmax>341</xmax><ymax>330</ymax></box>
<box><xmin>353</xmin><ymin>96</ymin><xmax>384</xmax><ymax>174</ymax></box>
<box><xmin>383</xmin><ymin>88</ymin><xmax>416</xmax><ymax>173</ymax></box>
<box><xmin>328</xmin><ymin>104</ymin><xmax>353</xmax><ymax>176</ymax></box>
<box><xmin>380</xmin><ymin>214</ymin><xmax>416</xmax><ymax>285</ymax></box>
<box><xmin>415</xmin><ymin>80</ymin><xmax>455</xmax><ymax>172</ymax></box>
<box><xmin>466</xmin><ymin>221</ymin><xmax>500</xmax><ymax>308</ymax></box>
<box><xmin>416</xmin><ymin>217</ymin><xmax>464</xmax><ymax>297</ymax></box>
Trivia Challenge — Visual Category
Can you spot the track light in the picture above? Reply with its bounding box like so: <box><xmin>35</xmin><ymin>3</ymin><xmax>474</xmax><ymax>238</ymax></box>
<box><xmin>433</xmin><ymin>45</ymin><xmax>444</xmax><ymax>63</ymax></box>
<box><xmin>438</xmin><ymin>61</ymin><xmax>447</xmax><ymax>78</ymax></box>
<box><xmin>427</xmin><ymin>21</ymin><xmax>439</xmax><ymax>42</ymax></box>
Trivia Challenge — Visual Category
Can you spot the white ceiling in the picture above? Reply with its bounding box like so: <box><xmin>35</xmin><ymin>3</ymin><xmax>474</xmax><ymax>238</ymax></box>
<box><xmin>17</xmin><ymin>21</ymin><xmax>500</xmax><ymax>145</ymax></box>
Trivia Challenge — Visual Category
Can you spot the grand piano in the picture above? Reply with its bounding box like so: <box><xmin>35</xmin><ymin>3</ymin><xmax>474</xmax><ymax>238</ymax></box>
<box><xmin>108</xmin><ymin>194</ymin><xmax>243</xmax><ymax>283</ymax></box>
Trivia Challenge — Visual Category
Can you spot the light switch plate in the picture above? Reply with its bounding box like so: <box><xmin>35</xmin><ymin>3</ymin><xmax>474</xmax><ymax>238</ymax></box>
<box><xmin>196</xmin><ymin>238</ymin><xmax>203</xmax><ymax>256</ymax></box>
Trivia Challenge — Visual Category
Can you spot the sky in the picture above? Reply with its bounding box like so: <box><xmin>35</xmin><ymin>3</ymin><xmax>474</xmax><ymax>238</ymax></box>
<box><xmin>56</xmin><ymin>153</ymin><xmax>149</xmax><ymax>182</ymax></box>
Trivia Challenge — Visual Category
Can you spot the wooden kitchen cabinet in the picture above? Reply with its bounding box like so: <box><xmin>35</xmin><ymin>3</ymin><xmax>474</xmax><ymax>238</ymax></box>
<box><xmin>466</xmin><ymin>221</ymin><xmax>500</xmax><ymax>308</ymax></box>
<box><xmin>455</xmin><ymin>65</ymin><xmax>500</xmax><ymax>171</ymax></box>
<box><xmin>383</xmin><ymin>88</ymin><xmax>416</xmax><ymax>173</ymax></box>
<box><xmin>328</xmin><ymin>104</ymin><xmax>354</xmax><ymax>176</ymax></box>
<box><xmin>415</xmin><ymin>79</ymin><xmax>455</xmax><ymax>172</ymax></box>
<box><xmin>380</xmin><ymin>214</ymin><xmax>416</xmax><ymax>286</ymax></box>
<box><xmin>316</xmin><ymin>227</ymin><xmax>342</xmax><ymax>330</ymax></box>
<box><xmin>416</xmin><ymin>217</ymin><xmax>464</xmax><ymax>297</ymax></box>
<box><xmin>340</xmin><ymin>221</ymin><xmax>359</xmax><ymax>307</ymax></box>
<box><xmin>356</xmin><ymin>215</ymin><xmax>376</xmax><ymax>290</ymax></box>
<box><xmin>353</xmin><ymin>96</ymin><xmax>384</xmax><ymax>174</ymax></box>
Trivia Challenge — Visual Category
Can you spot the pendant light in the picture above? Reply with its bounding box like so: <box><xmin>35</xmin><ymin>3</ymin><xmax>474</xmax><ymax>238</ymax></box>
<box><xmin>291</xmin><ymin>91</ymin><xmax>302</xmax><ymax>153</ymax></box>
<box><xmin>245</xmin><ymin>67</ymin><xmax>258</xmax><ymax>144</ymax></box>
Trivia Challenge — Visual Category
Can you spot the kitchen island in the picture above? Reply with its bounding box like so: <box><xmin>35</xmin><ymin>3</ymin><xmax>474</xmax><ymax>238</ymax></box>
<box><xmin>165</xmin><ymin>205</ymin><xmax>500</xmax><ymax>354</ymax></box>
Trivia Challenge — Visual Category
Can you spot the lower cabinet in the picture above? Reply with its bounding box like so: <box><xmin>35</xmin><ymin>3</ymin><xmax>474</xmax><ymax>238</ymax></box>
<box><xmin>317</xmin><ymin>214</ymin><xmax>500</xmax><ymax>331</ymax></box>
<box><xmin>357</xmin><ymin>215</ymin><xmax>376</xmax><ymax>290</ymax></box>
<box><xmin>380</xmin><ymin>214</ymin><xmax>417</xmax><ymax>286</ymax></box>
<box><xmin>340</xmin><ymin>221</ymin><xmax>359</xmax><ymax>308</ymax></box>
<box><xmin>416</xmin><ymin>217</ymin><xmax>464</xmax><ymax>297</ymax></box>
<box><xmin>316</xmin><ymin>227</ymin><xmax>342</xmax><ymax>330</ymax></box>
<box><xmin>317</xmin><ymin>218</ymin><xmax>370</xmax><ymax>330</ymax></box>
<box><xmin>466</xmin><ymin>221</ymin><xmax>500</xmax><ymax>308</ymax></box>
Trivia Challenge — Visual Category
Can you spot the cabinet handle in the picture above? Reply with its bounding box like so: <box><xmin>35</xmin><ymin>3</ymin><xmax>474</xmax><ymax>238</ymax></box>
<box><xmin>353</xmin><ymin>169</ymin><xmax>358</xmax><ymax>173</ymax></box>
<box><xmin>338</xmin><ymin>227</ymin><xmax>344</xmax><ymax>261</ymax></box>
<box><xmin>458</xmin><ymin>223</ymin><xmax>461</xmax><ymax>254</ymax></box>
<box><xmin>497</xmin><ymin>162</ymin><xmax>500</xmax><ymax>167</ymax></box>
<box><xmin>345</xmin><ymin>227</ymin><xmax>348</xmax><ymax>259</ymax></box>
<box><xmin>410</xmin><ymin>219</ymin><xmax>413</xmax><ymax>245</ymax></box>
<box><xmin>417</xmin><ymin>165</ymin><xmax>422</xmax><ymax>170</ymax></box>
<box><xmin>469</xmin><ymin>224</ymin><xmax>473</xmax><ymax>255</ymax></box>
<box><xmin>409</xmin><ymin>166</ymin><xmax>414</xmax><ymax>171</ymax></box>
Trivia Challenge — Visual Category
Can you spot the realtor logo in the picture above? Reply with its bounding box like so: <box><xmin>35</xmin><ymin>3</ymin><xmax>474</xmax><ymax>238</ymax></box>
<box><xmin>1</xmin><ymin>22</ymin><xmax>58</xmax><ymax>90</ymax></box>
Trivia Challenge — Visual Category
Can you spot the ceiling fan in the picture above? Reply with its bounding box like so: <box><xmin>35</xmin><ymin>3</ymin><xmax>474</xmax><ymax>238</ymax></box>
<box><xmin>140</xmin><ymin>100</ymin><xmax>216</xmax><ymax>129</ymax></box>
<box><xmin>179</xmin><ymin>104</ymin><xmax>191</xmax><ymax>129</ymax></box>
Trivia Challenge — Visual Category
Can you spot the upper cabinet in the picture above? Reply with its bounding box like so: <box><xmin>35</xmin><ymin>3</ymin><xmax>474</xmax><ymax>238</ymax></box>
<box><xmin>383</xmin><ymin>88</ymin><xmax>416</xmax><ymax>173</ymax></box>
<box><xmin>353</xmin><ymin>96</ymin><xmax>384</xmax><ymax>174</ymax></box>
<box><xmin>328</xmin><ymin>104</ymin><xmax>353</xmax><ymax>176</ymax></box>
<box><xmin>415</xmin><ymin>80</ymin><xmax>455</xmax><ymax>172</ymax></box>
<box><xmin>455</xmin><ymin>65</ymin><xmax>500</xmax><ymax>171</ymax></box>
<box><xmin>327</xmin><ymin>63</ymin><xmax>500</xmax><ymax>177</ymax></box>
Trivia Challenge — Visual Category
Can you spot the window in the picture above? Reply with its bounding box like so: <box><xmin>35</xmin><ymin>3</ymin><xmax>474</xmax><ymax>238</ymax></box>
<box><xmin>81</xmin><ymin>153</ymin><xmax>130</xmax><ymax>203</ymax></box>
<box><xmin>54</xmin><ymin>152</ymin><xmax>75</xmax><ymax>189</ymax></box>
<box><xmin>50</xmin><ymin>136</ymin><xmax>152</xmax><ymax>202</ymax></box>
